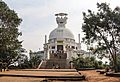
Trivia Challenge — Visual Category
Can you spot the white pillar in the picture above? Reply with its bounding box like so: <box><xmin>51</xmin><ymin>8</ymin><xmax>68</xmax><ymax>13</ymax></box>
<box><xmin>45</xmin><ymin>35</ymin><xmax>47</xmax><ymax>44</ymax></box>
<box><xmin>78</xmin><ymin>34</ymin><xmax>80</xmax><ymax>43</ymax></box>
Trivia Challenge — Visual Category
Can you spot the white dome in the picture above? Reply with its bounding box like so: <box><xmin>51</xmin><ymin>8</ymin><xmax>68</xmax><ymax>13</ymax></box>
<box><xmin>49</xmin><ymin>27</ymin><xmax>74</xmax><ymax>40</ymax></box>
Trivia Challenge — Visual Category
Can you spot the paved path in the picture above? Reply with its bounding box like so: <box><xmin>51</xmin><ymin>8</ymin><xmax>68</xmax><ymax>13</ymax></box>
<box><xmin>80</xmin><ymin>70</ymin><xmax>120</xmax><ymax>82</ymax></box>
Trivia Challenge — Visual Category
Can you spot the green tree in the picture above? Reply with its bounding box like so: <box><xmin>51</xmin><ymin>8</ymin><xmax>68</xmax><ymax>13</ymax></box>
<box><xmin>82</xmin><ymin>3</ymin><xmax>120</xmax><ymax>72</ymax></box>
<box><xmin>17</xmin><ymin>54</ymin><xmax>29</xmax><ymax>69</ymax></box>
<box><xmin>29</xmin><ymin>55</ymin><xmax>42</xmax><ymax>68</ymax></box>
<box><xmin>72</xmin><ymin>54</ymin><xmax>97</xmax><ymax>68</ymax></box>
<box><xmin>0</xmin><ymin>1</ymin><xmax>22</xmax><ymax>67</ymax></box>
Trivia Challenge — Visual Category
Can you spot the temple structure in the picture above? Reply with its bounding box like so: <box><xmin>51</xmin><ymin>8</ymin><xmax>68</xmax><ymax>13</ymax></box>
<box><xmin>38</xmin><ymin>13</ymin><xmax>84</xmax><ymax>69</ymax></box>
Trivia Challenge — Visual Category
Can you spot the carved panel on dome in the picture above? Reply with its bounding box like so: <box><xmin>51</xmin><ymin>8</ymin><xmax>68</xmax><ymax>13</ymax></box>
<box><xmin>57</xmin><ymin>40</ymin><xmax>63</xmax><ymax>43</ymax></box>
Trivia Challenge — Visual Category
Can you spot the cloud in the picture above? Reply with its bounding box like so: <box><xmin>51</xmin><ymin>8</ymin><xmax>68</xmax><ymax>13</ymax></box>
<box><xmin>18</xmin><ymin>7</ymin><xmax>51</xmax><ymax>19</ymax></box>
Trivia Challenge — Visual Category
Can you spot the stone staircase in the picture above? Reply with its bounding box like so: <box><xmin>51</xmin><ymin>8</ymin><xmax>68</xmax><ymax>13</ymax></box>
<box><xmin>38</xmin><ymin>52</ymin><xmax>71</xmax><ymax>69</ymax></box>
<box><xmin>46</xmin><ymin>59</ymin><xmax>69</xmax><ymax>69</ymax></box>
<box><xmin>38</xmin><ymin>59</ymin><xmax>70</xmax><ymax>69</ymax></box>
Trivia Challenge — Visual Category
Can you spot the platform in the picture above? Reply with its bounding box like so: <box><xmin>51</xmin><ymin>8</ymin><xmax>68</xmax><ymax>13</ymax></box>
<box><xmin>17</xmin><ymin>69</ymin><xmax>77</xmax><ymax>72</ymax></box>
<box><xmin>0</xmin><ymin>69</ymin><xmax>85</xmax><ymax>81</ymax></box>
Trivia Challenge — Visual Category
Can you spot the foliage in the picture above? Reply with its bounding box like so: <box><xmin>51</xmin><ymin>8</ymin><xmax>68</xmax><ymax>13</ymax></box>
<box><xmin>72</xmin><ymin>54</ymin><xmax>104</xmax><ymax>69</ymax></box>
<box><xmin>82</xmin><ymin>2</ymin><xmax>120</xmax><ymax>72</ymax></box>
<box><xmin>29</xmin><ymin>55</ymin><xmax>42</xmax><ymax>68</ymax></box>
<box><xmin>0</xmin><ymin>1</ymin><xmax>22</xmax><ymax>66</ymax></box>
<box><xmin>109</xmin><ymin>55</ymin><xmax>120</xmax><ymax>71</ymax></box>
<box><xmin>17</xmin><ymin>54</ymin><xmax>42</xmax><ymax>69</ymax></box>
<box><xmin>17</xmin><ymin>54</ymin><xmax>29</xmax><ymax>69</ymax></box>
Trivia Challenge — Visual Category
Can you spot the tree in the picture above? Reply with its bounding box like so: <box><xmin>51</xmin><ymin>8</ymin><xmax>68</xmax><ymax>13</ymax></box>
<box><xmin>71</xmin><ymin>54</ymin><xmax>99</xmax><ymax>69</ymax></box>
<box><xmin>82</xmin><ymin>2</ymin><xmax>120</xmax><ymax>72</ymax></box>
<box><xmin>0</xmin><ymin>1</ymin><xmax>22</xmax><ymax>67</ymax></box>
<box><xmin>29</xmin><ymin>55</ymin><xmax>42</xmax><ymax>68</ymax></box>
<box><xmin>17</xmin><ymin>54</ymin><xmax>28</xmax><ymax>69</ymax></box>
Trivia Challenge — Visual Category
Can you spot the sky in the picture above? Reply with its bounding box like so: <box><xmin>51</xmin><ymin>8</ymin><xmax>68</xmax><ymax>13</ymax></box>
<box><xmin>3</xmin><ymin>0</ymin><xmax>120</xmax><ymax>52</ymax></box>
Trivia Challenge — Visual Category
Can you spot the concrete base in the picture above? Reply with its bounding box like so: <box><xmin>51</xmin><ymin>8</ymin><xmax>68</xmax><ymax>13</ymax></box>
<box><xmin>0</xmin><ymin>73</ymin><xmax>85</xmax><ymax>80</ymax></box>
<box><xmin>106</xmin><ymin>72</ymin><xmax>120</xmax><ymax>77</ymax></box>
<box><xmin>0</xmin><ymin>69</ymin><xmax>85</xmax><ymax>81</ymax></box>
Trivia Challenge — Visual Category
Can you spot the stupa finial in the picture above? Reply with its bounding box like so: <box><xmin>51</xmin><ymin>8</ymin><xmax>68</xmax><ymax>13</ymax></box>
<box><xmin>55</xmin><ymin>13</ymin><xmax>68</xmax><ymax>27</ymax></box>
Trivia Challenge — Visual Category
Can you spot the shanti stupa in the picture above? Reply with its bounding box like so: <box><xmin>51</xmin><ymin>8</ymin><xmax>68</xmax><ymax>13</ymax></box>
<box><xmin>38</xmin><ymin>13</ymin><xmax>81</xmax><ymax>69</ymax></box>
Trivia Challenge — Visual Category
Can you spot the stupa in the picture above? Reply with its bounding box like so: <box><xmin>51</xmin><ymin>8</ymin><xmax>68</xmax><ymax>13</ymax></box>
<box><xmin>38</xmin><ymin>13</ymin><xmax>81</xmax><ymax>69</ymax></box>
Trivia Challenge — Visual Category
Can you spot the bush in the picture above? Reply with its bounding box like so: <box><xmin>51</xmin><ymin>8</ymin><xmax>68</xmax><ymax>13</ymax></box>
<box><xmin>72</xmin><ymin>56</ymin><xmax>105</xmax><ymax>69</ymax></box>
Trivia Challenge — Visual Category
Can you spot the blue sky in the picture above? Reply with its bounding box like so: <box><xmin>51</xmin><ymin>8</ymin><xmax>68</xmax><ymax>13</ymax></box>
<box><xmin>3</xmin><ymin>0</ymin><xmax>120</xmax><ymax>51</ymax></box>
